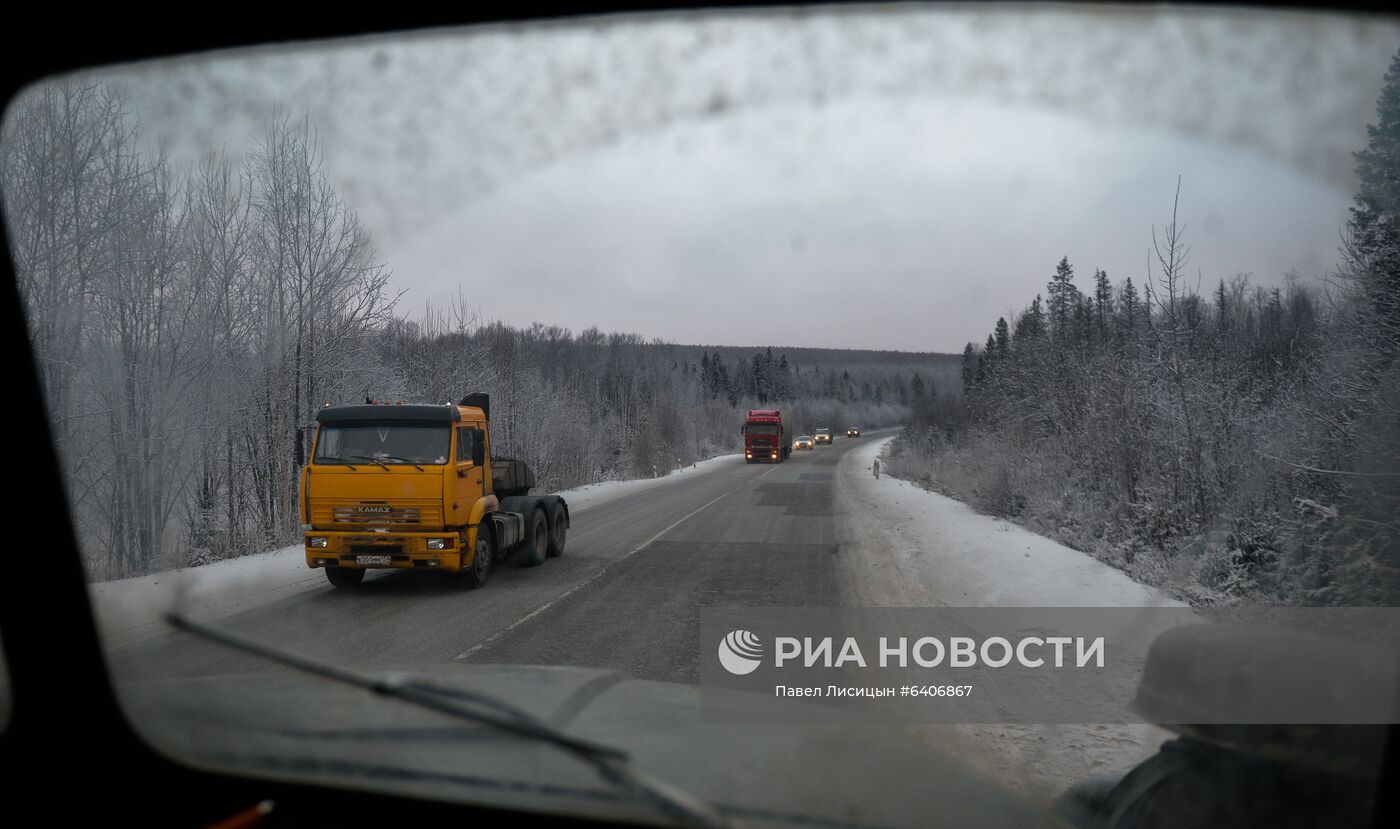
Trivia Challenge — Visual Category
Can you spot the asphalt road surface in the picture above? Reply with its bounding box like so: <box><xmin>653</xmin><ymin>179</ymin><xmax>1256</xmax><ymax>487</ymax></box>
<box><xmin>106</xmin><ymin>432</ymin><xmax>888</xmax><ymax>685</ymax></box>
<box><xmin>101</xmin><ymin>428</ymin><xmax>1175</xmax><ymax>799</ymax></box>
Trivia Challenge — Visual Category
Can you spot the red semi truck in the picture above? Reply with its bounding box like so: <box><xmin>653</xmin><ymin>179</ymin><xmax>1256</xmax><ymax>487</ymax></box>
<box><xmin>743</xmin><ymin>409</ymin><xmax>790</xmax><ymax>463</ymax></box>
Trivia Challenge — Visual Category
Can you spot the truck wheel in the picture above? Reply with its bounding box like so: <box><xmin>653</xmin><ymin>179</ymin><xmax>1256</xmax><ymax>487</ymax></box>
<box><xmin>521</xmin><ymin>507</ymin><xmax>548</xmax><ymax>567</ymax></box>
<box><xmin>325</xmin><ymin>566</ymin><xmax>364</xmax><ymax>589</ymax></box>
<box><xmin>545</xmin><ymin>500</ymin><xmax>567</xmax><ymax>558</ymax></box>
<box><xmin>463</xmin><ymin>524</ymin><xmax>493</xmax><ymax>589</ymax></box>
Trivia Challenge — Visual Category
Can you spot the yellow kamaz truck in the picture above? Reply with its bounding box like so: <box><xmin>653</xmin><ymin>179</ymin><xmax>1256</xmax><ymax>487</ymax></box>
<box><xmin>300</xmin><ymin>393</ymin><xmax>569</xmax><ymax>589</ymax></box>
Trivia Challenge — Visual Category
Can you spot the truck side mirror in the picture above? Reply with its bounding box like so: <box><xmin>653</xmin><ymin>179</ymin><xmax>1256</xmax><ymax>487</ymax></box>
<box><xmin>472</xmin><ymin>431</ymin><xmax>485</xmax><ymax>466</ymax></box>
<box><xmin>295</xmin><ymin>427</ymin><xmax>306</xmax><ymax>467</ymax></box>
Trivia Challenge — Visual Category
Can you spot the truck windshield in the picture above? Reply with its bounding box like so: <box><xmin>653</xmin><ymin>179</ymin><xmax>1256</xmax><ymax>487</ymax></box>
<box><xmin>314</xmin><ymin>422</ymin><xmax>450</xmax><ymax>466</ymax></box>
<box><xmin>744</xmin><ymin>423</ymin><xmax>779</xmax><ymax>435</ymax></box>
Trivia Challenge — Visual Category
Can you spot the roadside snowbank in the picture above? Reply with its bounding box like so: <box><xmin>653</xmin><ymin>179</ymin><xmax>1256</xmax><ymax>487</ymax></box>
<box><xmin>838</xmin><ymin>436</ymin><xmax>1187</xmax><ymax>608</ymax></box>
<box><xmin>90</xmin><ymin>454</ymin><xmax>741</xmax><ymax>647</ymax></box>
<box><xmin>89</xmin><ymin>543</ymin><xmax>319</xmax><ymax>648</ymax></box>
<box><xmin>547</xmin><ymin>453</ymin><xmax>741</xmax><ymax>513</ymax></box>
<box><xmin>834</xmin><ymin>435</ymin><xmax>1188</xmax><ymax>799</ymax></box>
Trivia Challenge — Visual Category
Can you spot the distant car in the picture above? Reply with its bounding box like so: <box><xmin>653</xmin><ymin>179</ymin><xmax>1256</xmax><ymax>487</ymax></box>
<box><xmin>794</xmin><ymin>435</ymin><xmax>814</xmax><ymax>450</ymax></box>
<box><xmin>814</xmin><ymin>428</ymin><xmax>833</xmax><ymax>445</ymax></box>
<box><xmin>847</xmin><ymin>427</ymin><xmax>861</xmax><ymax>437</ymax></box>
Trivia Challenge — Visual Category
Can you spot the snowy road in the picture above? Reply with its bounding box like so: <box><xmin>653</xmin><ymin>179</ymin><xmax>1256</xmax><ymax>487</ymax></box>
<box><xmin>104</xmin><ymin>428</ymin><xmax>1176</xmax><ymax>799</ymax></box>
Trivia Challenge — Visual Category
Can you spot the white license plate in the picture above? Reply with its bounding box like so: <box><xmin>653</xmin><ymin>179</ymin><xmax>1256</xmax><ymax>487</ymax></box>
<box><xmin>355</xmin><ymin>555</ymin><xmax>392</xmax><ymax>566</ymax></box>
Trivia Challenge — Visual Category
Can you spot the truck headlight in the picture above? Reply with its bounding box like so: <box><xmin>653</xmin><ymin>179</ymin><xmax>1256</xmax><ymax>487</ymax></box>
<box><xmin>308</xmin><ymin>536</ymin><xmax>328</xmax><ymax>548</ymax></box>
<box><xmin>427</xmin><ymin>537</ymin><xmax>448</xmax><ymax>550</ymax></box>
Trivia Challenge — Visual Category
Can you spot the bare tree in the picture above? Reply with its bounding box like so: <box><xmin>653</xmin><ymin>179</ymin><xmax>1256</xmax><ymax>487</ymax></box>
<box><xmin>246</xmin><ymin>113</ymin><xmax>398</xmax><ymax>542</ymax></box>
<box><xmin>1</xmin><ymin>80</ymin><xmax>130</xmax><ymax>532</ymax></box>
<box><xmin>1144</xmin><ymin>177</ymin><xmax>1210</xmax><ymax>521</ymax></box>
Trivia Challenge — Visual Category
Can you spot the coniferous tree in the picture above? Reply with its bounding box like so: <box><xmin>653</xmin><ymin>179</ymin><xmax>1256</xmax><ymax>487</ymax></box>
<box><xmin>1094</xmin><ymin>269</ymin><xmax>1113</xmax><ymax>345</ymax></box>
<box><xmin>1214</xmin><ymin>279</ymin><xmax>1230</xmax><ymax>335</ymax></box>
<box><xmin>1046</xmin><ymin>256</ymin><xmax>1079</xmax><ymax>343</ymax></box>
<box><xmin>982</xmin><ymin>333</ymin><xmax>999</xmax><ymax>381</ymax></box>
<box><xmin>1346</xmin><ymin>47</ymin><xmax>1400</xmax><ymax>349</ymax></box>
<box><xmin>993</xmin><ymin>317</ymin><xmax>1011</xmax><ymax>360</ymax></box>
<box><xmin>960</xmin><ymin>343</ymin><xmax>978</xmax><ymax>395</ymax></box>
<box><xmin>1014</xmin><ymin>295</ymin><xmax>1047</xmax><ymax>342</ymax></box>
<box><xmin>1119</xmin><ymin>278</ymin><xmax>1140</xmax><ymax>344</ymax></box>
<box><xmin>1073</xmin><ymin>295</ymin><xmax>1093</xmax><ymax>351</ymax></box>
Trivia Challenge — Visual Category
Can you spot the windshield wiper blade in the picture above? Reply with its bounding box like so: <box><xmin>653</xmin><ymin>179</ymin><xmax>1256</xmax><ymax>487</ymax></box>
<box><xmin>379</xmin><ymin>454</ymin><xmax>425</xmax><ymax>471</ymax></box>
<box><xmin>349</xmin><ymin>454</ymin><xmax>391</xmax><ymax>471</ymax></box>
<box><xmin>164</xmin><ymin>612</ymin><xmax>733</xmax><ymax>829</ymax></box>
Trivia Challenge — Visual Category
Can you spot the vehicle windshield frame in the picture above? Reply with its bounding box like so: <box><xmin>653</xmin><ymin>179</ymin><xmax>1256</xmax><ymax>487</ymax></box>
<box><xmin>3</xmin><ymin>8</ymin><xmax>1399</xmax><ymax>829</ymax></box>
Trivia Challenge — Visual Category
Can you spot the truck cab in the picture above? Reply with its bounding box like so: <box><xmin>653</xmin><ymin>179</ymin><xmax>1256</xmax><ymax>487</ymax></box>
<box><xmin>300</xmin><ymin>393</ymin><xmax>568</xmax><ymax>589</ymax></box>
<box><xmin>743</xmin><ymin>409</ymin><xmax>789</xmax><ymax>463</ymax></box>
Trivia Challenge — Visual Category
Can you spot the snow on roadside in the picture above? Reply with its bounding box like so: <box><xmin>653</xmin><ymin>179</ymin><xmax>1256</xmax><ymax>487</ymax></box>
<box><xmin>89</xmin><ymin>543</ymin><xmax>318</xmax><ymax>649</ymax></box>
<box><xmin>90</xmin><ymin>454</ymin><xmax>741</xmax><ymax>647</ymax></box>
<box><xmin>833</xmin><ymin>435</ymin><xmax>1189</xmax><ymax>800</ymax></box>
<box><xmin>549</xmin><ymin>453</ymin><xmax>741</xmax><ymax>513</ymax></box>
<box><xmin>838</xmin><ymin>436</ymin><xmax>1187</xmax><ymax>608</ymax></box>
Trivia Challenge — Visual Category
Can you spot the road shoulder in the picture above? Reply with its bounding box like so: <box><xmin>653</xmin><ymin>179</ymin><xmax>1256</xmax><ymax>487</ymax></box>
<box><xmin>833</xmin><ymin>434</ymin><xmax>1181</xmax><ymax>798</ymax></box>
<box><xmin>835</xmin><ymin>436</ymin><xmax>1186</xmax><ymax>607</ymax></box>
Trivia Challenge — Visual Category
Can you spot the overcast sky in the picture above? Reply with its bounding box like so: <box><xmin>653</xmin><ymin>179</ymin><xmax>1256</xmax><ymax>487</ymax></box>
<box><xmin>95</xmin><ymin>5</ymin><xmax>1400</xmax><ymax>352</ymax></box>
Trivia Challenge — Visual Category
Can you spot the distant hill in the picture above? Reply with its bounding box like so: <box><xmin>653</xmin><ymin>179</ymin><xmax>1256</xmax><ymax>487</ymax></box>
<box><xmin>675</xmin><ymin>343</ymin><xmax>959</xmax><ymax>368</ymax></box>
<box><xmin>655</xmin><ymin>342</ymin><xmax>964</xmax><ymax>397</ymax></box>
